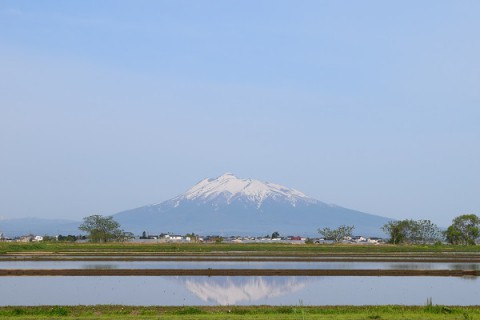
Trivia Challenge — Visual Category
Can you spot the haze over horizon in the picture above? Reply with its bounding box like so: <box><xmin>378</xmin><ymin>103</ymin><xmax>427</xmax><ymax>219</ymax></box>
<box><xmin>1</xmin><ymin>1</ymin><xmax>479</xmax><ymax>227</ymax></box>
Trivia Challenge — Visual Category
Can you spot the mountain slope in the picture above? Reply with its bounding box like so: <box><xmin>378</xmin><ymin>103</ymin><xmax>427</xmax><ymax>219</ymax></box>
<box><xmin>114</xmin><ymin>173</ymin><xmax>392</xmax><ymax>236</ymax></box>
<box><xmin>0</xmin><ymin>218</ymin><xmax>80</xmax><ymax>238</ymax></box>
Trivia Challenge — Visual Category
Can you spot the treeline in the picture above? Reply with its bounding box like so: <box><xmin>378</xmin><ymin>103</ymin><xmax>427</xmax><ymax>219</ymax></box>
<box><xmin>317</xmin><ymin>214</ymin><xmax>479</xmax><ymax>245</ymax></box>
<box><xmin>382</xmin><ymin>214</ymin><xmax>479</xmax><ymax>245</ymax></box>
<box><xmin>42</xmin><ymin>235</ymin><xmax>87</xmax><ymax>242</ymax></box>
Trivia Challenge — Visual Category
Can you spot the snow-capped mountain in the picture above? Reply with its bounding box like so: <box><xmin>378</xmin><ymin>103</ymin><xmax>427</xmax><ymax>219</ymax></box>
<box><xmin>114</xmin><ymin>173</ymin><xmax>392</xmax><ymax>236</ymax></box>
<box><xmin>179</xmin><ymin>276</ymin><xmax>309</xmax><ymax>305</ymax></box>
<box><xmin>170</xmin><ymin>173</ymin><xmax>318</xmax><ymax>208</ymax></box>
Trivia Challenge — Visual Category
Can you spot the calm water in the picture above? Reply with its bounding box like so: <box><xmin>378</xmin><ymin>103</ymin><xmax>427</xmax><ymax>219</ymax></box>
<box><xmin>1</xmin><ymin>260</ymin><xmax>479</xmax><ymax>270</ymax></box>
<box><xmin>1</xmin><ymin>261</ymin><xmax>479</xmax><ymax>306</ymax></box>
<box><xmin>0</xmin><ymin>276</ymin><xmax>479</xmax><ymax>306</ymax></box>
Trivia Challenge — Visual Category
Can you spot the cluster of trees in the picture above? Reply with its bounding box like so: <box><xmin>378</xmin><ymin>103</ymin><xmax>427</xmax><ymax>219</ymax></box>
<box><xmin>316</xmin><ymin>214</ymin><xmax>479</xmax><ymax>246</ymax></box>
<box><xmin>381</xmin><ymin>214</ymin><xmax>479</xmax><ymax>245</ymax></box>
<box><xmin>381</xmin><ymin>219</ymin><xmax>441</xmax><ymax>244</ymax></box>
<box><xmin>42</xmin><ymin>235</ymin><xmax>87</xmax><ymax>242</ymax></box>
<box><xmin>318</xmin><ymin>225</ymin><xmax>354</xmax><ymax>242</ymax></box>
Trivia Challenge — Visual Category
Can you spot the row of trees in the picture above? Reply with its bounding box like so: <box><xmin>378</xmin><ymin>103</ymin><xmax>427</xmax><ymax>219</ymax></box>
<box><xmin>318</xmin><ymin>214</ymin><xmax>479</xmax><ymax>245</ymax></box>
<box><xmin>381</xmin><ymin>214</ymin><xmax>479</xmax><ymax>245</ymax></box>
<box><xmin>381</xmin><ymin>219</ymin><xmax>441</xmax><ymax>244</ymax></box>
<box><xmin>318</xmin><ymin>225</ymin><xmax>355</xmax><ymax>242</ymax></box>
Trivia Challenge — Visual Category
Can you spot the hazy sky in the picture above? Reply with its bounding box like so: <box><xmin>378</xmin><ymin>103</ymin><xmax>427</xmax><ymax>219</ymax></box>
<box><xmin>1</xmin><ymin>1</ymin><xmax>479</xmax><ymax>226</ymax></box>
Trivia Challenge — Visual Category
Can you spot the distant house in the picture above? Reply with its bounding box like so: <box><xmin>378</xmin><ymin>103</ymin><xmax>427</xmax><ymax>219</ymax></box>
<box><xmin>163</xmin><ymin>234</ymin><xmax>184</xmax><ymax>241</ymax></box>
<box><xmin>367</xmin><ymin>237</ymin><xmax>383</xmax><ymax>244</ymax></box>
<box><xmin>19</xmin><ymin>235</ymin><xmax>34</xmax><ymax>242</ymax></box>
<box><xmin>33</xmin><ymin>236</ymin><xmax>44</xmax><ymax>242</ymax></box>
<box><xmin>351</xmin><ymin>236</ymin><xmax>367</xmax><ymax>243</ymax></box>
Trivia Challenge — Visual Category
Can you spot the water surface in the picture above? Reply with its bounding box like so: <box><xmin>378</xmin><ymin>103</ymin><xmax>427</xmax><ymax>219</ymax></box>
<box><xmin>0</xmin><ymin>276</ymin><xmax>478</xmax><ymax>306</ymax></box>
<box><xmin>1</xmin><ymin>260</ymin><xmax>478</xmax><ymax>270</ymax></box>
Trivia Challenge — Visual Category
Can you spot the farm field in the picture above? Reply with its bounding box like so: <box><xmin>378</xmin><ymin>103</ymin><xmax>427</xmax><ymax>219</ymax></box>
<box><xmin>2</xmin><ymin>242</ymin><xmax>480</xmax><ymax>256</ymax></box>
<box><xmin>2</xmin><ymin>242</ymin><xmax>479</xmax><ymax>308</ymax></box>
<box><xmin>1</xmin><ymin>305</ymin><xmax>480</xmax><ymax>320</ymax></box>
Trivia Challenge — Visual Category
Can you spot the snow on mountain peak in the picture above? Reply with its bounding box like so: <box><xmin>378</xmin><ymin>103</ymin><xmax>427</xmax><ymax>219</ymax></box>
<box><xmin>175</xmin><ymin>173</ymin><xmax>316</xmax><ymax>208</ymax></box>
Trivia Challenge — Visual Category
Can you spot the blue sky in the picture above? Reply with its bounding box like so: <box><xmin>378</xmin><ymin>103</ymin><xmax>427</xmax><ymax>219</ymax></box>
<box><xmin>1</xmin><ymin>1</ymin><xmax>479</xmax><ymax>226</ymax></box>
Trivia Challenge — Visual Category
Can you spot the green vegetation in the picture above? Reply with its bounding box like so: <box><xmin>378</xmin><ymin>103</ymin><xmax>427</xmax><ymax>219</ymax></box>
<box><xmin>271</xmin><ymin>231</ymin><xmax>280</xmax><ymax>239</ymax></box>
<box><xmin>382</xmin><ymin>219</ymin><xmax>441</xmax><ymax>244</ymax></box>
<box><xmin>318</xmin><ymin>225</ymin><xmax>355</xmax><ymax>242</ymax></box>
<box><xmin>79</xmin><ymin>215</ymin><xmax>132</xmax><ymax>243</ymax></box>
<box><xmin>2</xmin><ymin>241</ymin><xmax>480</xmax><ymax>255</ymax></box>
<box><xmin>0</xmin><ymin>305</ymin><xmax>479</xmax><ymax>319</ymax></box>
<box><xmin>446</xmin><ymin>214</ymin><xmax>480</xmax><ymax>245</ymax></box>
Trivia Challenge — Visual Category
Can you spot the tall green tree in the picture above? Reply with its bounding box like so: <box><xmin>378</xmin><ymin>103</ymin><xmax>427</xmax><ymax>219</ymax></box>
<box><xmin>79</xmin><ymin>215</ymin><xmax>126</xmax><ymax>243</ymax></box>
<box><xmin>382</xmin><ymin>219</ymin><xmax>441</xmax><ymax>244</ymax></box>
<box><xmin>445</xmin><ymin>214</ymin><xmax>480</xmax><ymax>245</ymax></box>
<box><xmin>318</xmin><ymin>225</ymin><xmax>354</xmax><ymax>243</ymax></box>
<box><xmin>381</xmin><ymin>220</ymin><xmax>411</xmax><ymax>244</ymax></box>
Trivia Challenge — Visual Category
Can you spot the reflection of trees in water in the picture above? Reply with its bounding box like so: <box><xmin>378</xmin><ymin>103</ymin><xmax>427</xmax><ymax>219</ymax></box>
<box><xmin>453</xmin><ymin>264</ymin><xmax>480</xmax><ymax>281</ymax></box>
<box><xmin>178</xmin><ymin>276</ymin><xmax>311</xmax><ymax>305</ymax></box>
<box><xmin>461</xmin><ymin>276</ymin><xmax>479</xmax><ymax>281</ymax></box>
<box><xmin>390</xmin><ymin>263</ymin><xmax>432</xmax><ymax>270</ymax></box>
<box><xmin>389</xmin><ymin>263</ymin><xmax>480</xmax><ymax>272</ymax></box>
<box><xmin>451</xmin><ymin>264</ymin><xmax>479</xmax><ymax>271</ymax></box>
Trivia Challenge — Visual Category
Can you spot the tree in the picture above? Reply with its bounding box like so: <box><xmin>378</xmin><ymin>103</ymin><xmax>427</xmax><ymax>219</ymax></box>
<box><xmin>445</xmin><ymin>214</ymin><xmax>480</xmax><ymax>245</ymax></box>
<box><xmin>57</xmin><ymin>235</ymin><xmax>79</xmax><ymax>242</ymax></box>
<box><xmin>382</xmin><ymin>220</ymin><xmax>410</xmax><ymax>244</ymax></box>
<box><xmin>382</xmin><ymin>219</ymin><xmax>441</xmax><ymax>244</ymax></box>
<box><xmin>79</xmin><ymin>215</ymin><xmax>126</xmax><ymax>243</ymax></box>
<box><xmin>318</xmin><ymin>225</ymin><xmax>354</xmax><ymax>243</ymax></box>
<box><xmin>414</xmin><ymin>220</ymin><xmax>442</xmax><ymax>244</ymax></box>
<box><xmin>271</xmin><ymin>231</ymin><xmax>280</xmax><ymax>239</ymax></box>
<box><xmin>121</xmin><ymin>232</ymin><xmax>135</xmax><ymax>241</ymax></box>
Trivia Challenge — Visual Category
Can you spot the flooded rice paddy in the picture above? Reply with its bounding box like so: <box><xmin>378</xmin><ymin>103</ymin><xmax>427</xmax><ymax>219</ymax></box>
<box><xmin>1</xmin><ymin>260</ymin><xmax>479</xmax><ymax>270</ymax></box>
<box><xmin>1</xmin><ymin>257</ymin><xmax>479</xmax><ymax>306</ymax></box>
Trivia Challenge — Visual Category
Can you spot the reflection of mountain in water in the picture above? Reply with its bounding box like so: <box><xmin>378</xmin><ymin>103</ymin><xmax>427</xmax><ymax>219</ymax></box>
<box><xmin>179</xmin><ymin>276</ymin><xmax>310</xmax><ymax>305</ymax></box>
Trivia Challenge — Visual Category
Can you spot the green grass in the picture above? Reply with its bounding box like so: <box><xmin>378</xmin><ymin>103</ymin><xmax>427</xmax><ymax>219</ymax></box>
<box><xmin>1</xmin><ymin>241</ymin><xmax>480</xmax><ymax>255</ymax></box>
<box><xmin>0</xmin><ymin>305</ymin><xmax>480</xmax><ymax>319</ymax></box>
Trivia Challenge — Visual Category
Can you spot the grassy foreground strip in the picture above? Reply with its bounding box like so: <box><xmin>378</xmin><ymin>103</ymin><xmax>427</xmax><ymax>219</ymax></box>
<box><xmin>2</xmin><ymin>242</ymin><xmax>480</xmax><ymax>255</ymax></box>
<box><xmin>1</xmin><ymin>306</ymin><xmax>480</xmax><ymax>320</ymax></box>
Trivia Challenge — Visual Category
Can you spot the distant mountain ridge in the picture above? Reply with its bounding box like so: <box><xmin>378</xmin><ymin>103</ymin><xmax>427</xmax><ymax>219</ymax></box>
<box><xmin>114</xmin><ymin>173</ymin><xmax>392</xmax><ymax>236</ymax></box>
<box><xmin>0</xmin><ymin>218</ymin><xmax>79</xmax><ymax>238</ymax></box>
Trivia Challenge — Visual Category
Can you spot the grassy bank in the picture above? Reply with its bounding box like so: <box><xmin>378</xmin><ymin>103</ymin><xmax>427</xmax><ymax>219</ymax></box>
<box><xmin>1</xmin><ymin>242</ymin><xmax>480</xmax><ymax>255</ymax></box>
<box><xmin>1</xmin><ymin>305</ymin><xmax>480</xmax><ymax>319</ymax></box>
